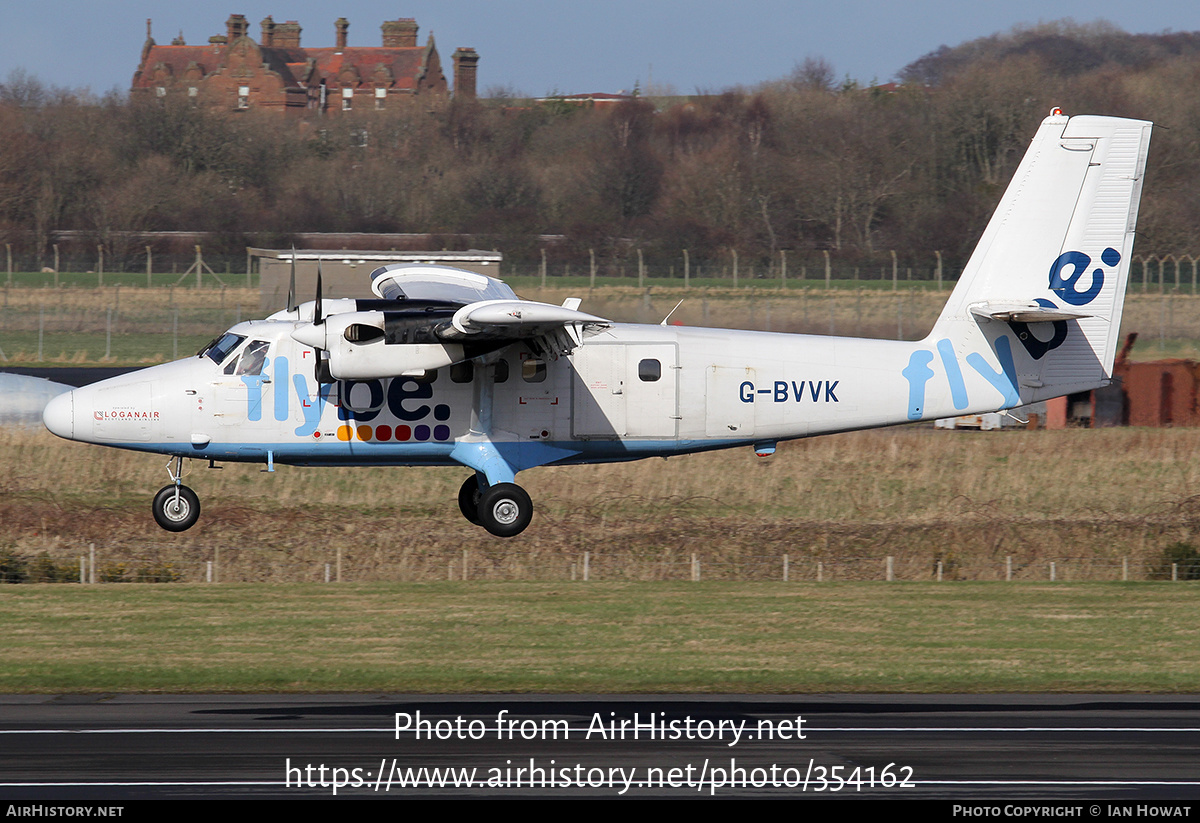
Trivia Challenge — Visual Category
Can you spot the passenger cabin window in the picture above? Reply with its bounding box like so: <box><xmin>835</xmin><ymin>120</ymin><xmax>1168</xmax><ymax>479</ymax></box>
<box><xmin>493</xmin><ymin>359</ymin><xmax>509</xmax><ymax>383</ymax></box>
<box><xmin>450</xmin><ymin>362</ymin><xmax>474</xmax><ymax>383</ymax></box>
<box><xmin>522</xmin><ymin>359</ymin><xmax>547</xmax><ymax>383</ymax></box>
<box><xmin>638</xmin><ymin>359</ymin><xmax>662</xmax><ymax>382</ymax></box>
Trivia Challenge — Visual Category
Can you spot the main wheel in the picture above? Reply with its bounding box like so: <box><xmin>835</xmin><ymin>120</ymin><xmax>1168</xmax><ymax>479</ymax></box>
<box><xmin>152</xmin><ymin>484</ymin><xmax>201</xmax><ymax>532</ymax></box>
<box><xmin>476</xmin><ymin>483</ymin><xmax>533</xmax><ymax>538</ymax></box>
<box><xmin>458</xmin><ymin>475</ymin><xmax>482</xmax><ymax>524</ymax></box>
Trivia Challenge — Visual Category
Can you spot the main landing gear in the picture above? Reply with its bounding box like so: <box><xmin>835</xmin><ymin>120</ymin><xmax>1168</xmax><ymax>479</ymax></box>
<box><xmin>152</xmin><ymin>455</ymin><xmax>201</xmax><ymax>532</ymax></box>
<box><xmin>458</xmin><ymin>475</ymin><xmax>533</xmax><ymax>538</ymax></box>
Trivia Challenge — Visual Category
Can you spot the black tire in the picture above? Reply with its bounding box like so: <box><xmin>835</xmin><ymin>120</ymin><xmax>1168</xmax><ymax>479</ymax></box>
<box><xmin>152</xmin><ymin>485</ymin><xmax>201</xmax><ymax>532</ymax></box>
<box><xmin>477</xmin><ymin>483</ymin><xmax>533</xmax><ymax>538</ymax></box>
<box><xmin>458</xmin><ymin>475</ymin><xmax>482</xmax><ymax>524</ymax></box>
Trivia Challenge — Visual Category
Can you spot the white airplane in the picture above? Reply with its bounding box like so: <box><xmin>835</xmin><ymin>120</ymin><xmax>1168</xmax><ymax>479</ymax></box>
<box><xmin>43</xmin><ymin>111</ymin><xmax>1152</xmax><ymax>537</ymax></box>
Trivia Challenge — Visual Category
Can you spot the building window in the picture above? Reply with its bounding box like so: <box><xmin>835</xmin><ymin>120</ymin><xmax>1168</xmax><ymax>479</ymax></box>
<box><xmin>237</xmin><ymin>86</ymin><xmax>249</xmax><ymax>109</ymax></box>
<box><xmin>375</xmin><ymin>87</ymin><xmax>387</xmax><ymax>110</ymax></box>
<box><xmin>342</xmin><ymin>87</ymin><xmax>353</xmax><ymax>111</ymax></box>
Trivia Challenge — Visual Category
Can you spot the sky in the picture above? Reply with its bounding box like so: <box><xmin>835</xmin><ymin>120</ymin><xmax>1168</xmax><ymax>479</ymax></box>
<box><xmin>3</xmin><ymin>1</ymin><xmax>1200</xmax><ymax>98</ymax></box>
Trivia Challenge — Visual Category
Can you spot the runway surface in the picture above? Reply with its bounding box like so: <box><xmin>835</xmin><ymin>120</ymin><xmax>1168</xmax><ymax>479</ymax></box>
<box><xmin>1</xmin><ymin>694</ymin><xmax>1198</xmax><ymax>800</ymax></box>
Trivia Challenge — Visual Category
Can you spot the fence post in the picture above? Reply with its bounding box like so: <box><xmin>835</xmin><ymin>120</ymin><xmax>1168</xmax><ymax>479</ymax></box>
<box><xmin>89</xmin><ymin>543</ymin><xmax>95</xmax><ymax>585</ymax></box>
<box><xmin>935</xmin><ymin>250</ymin><xmax>942</xmax><ymax>289</ymax></box>
<box><xmin>937</xmin><ymin>560</ymin><xmax>943</xmax><ymax>582</ymax></box>
<box><xmin>79</xmin><ymin>557</ymin><xmax>85</xmax><ymax>584</ymax></box>
<box><xmin>780</xmin><ymin>249</ymin><xmax>787</xmax><ymax>289</ymax></box>
<box><xmin>337</xmin><ymin>547</ymin><xmax>343</xmax><ymax>583</ymax></box>
<box><xmin>1050</xmin><ymin>562</ymin><xmax>1056</xmax><ymax>582</ymax></box>
<box><xmin>97</xmin><ymin>245</ymin><xmax>104</xmax><ymax>288</ymax></box>
<box><xmin>891</xmin><ymin>250</ymin><xmax>898</xmax><ymax>291</ymax></box>
<box><xmin>462</xmin><ymin>549</ymin><xmax>468</xmax><ymax>581</ymax></box>
<box><xmin>783</xmin><ymin>553</ymin><xmax>789</xmax><ymax>582</ymax></box>
<box><xmin>817</xmin><ymin>561</ymin><xmax>823</xmax><ymax>583</ymax></box>
<box><xmin>206</xmin><ymin>560</ymin><xmax>213</xmax><ymax>583</ymax></box>
<box><xmin>583</xmin><ymin>551</ymin><xmax>589</xmax><ymax>582</ymax></box>
<box><xmin>1122</xmin><ymin>556</ymin><xmax>1128</xmax><ymax>582</ymax></box>
<box><xmin>823</xmin><ymin>250</ymin><xmax>830</xmax><ymax>288</ymax></box>
<box><xmin>682</xmin><ymin>248</ymin><xmax>689</xmax><ymax>289</ymax></box>
<box><xmin>1006</xmin><ymin>556</ymin><xmax>1012</xmax><ymax>581</ymax></box>
<box><xmin>589</xmin><ymin>249</ymin><xmax>596</xmax><ymax>289</ymax></box>
<box><xmin>53</xmin><ymin>244</ymin><xmax>60</xmax><ymax>282</ymax></box>
<box><xmin>732</xmin><ymin>248</ymin><xmax>739</xmax><ymax>288</ymax></box>
<box><xmin>5</xmin><ymin>243</ymin><xmax>11</xmax><ymax>284</ymax></box>
<box><xmin>886</xmin><ymin>555</ymin><xmax>894</xmax><ymax>581</ymax></box>
<box><xmin>540</xmin><ymin>248</ymin><xmax>547</xmax><ymax>289</ymax></box>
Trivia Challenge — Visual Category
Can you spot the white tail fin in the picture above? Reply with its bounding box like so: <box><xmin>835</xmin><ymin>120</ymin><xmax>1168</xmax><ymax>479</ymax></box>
<box><xmin>930</xmin><ymin>111</ymin><xmax>1152</xmax><ymax>404</ymax></box>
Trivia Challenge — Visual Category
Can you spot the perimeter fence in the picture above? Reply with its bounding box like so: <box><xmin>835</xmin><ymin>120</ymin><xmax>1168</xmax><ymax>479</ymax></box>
<box><xmin>3</xmin><ymin>544</ymin><xmax>1196</xmax><ymax>585</ymax></box>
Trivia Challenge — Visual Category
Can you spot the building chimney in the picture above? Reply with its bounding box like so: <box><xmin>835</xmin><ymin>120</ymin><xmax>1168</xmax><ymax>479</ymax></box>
<box><xmin>260</xmin><ymin>16</ymin><xmax>275</xmax><ymax>47</ymax></box>
<box><xmin>336</xmin><ymin>18</ymin><xmax>349</xmax><ymax>51</ymax></box>
<box><xmin>381</xmin><ymin>18</ymin><xmax>418</xmax><ymax>48</ymax></box>
<box><xmin>275</xmin><ymin>20</ymin><xmax>301</xmax><ymax>49</ymax></box>
<box><xmin>226</xmin><ymin>14</ymin><xmax>248</xmax><ymax>43</ymax></box>
<box><xmin>453</xmin><ymin>47</ymin><xmax>479</xmax><ymax>100</ymax></box>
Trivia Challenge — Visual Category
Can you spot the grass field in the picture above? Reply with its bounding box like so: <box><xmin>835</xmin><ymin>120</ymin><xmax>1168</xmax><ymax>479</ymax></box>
<box><xmin>5</xmin><ymin>426</ymin><xmax>1200</xmax><ymax>584</ymax></box>
<box><xmin>0</xmin><ymin>581</ymin><xmax>1196</xmax><ymax>693</ymax></box>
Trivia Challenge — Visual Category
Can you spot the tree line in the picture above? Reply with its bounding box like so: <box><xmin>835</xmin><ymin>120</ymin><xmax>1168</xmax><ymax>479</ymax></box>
<box><xmin>0</xmin><ymin>20</ymin><xmax>1197</xmax><ymax>275</ymax></box>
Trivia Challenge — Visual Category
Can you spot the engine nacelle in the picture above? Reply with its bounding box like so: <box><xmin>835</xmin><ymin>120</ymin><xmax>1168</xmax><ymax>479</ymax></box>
<box><xmin>291</xmin><ymin>311</ymin><xmax>466</xmax><ymax>379</ymax></box>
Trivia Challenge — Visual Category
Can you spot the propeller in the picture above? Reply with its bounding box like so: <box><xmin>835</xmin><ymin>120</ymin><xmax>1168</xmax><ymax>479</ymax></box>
<box><xmin>285</xmin><ymin>247</ymin><xmax>297</xmax><ymax>315</ymax></box>
<box><xmin>311</xmin><ymin>260</ymin><xmax>329</xmax><ymax>383</ymax></box>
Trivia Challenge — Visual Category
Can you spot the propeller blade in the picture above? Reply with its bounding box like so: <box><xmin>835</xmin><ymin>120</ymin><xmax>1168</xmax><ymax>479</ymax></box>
<box><xmin>314</xmin><ymin>261</ymin><xmax>324</xmax><ymax>326</ymax></box>
<box><xmin>286</xmin><ymin>248</ymin><xmax>297</xmax><ymax>314</ymax></box>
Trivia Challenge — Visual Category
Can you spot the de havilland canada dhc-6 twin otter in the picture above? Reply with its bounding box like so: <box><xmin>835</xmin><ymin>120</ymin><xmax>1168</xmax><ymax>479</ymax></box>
<box><xmin>43</xmin><ymin>111</ymin><xmax>1152</xmax><ymax>537</ymax></box>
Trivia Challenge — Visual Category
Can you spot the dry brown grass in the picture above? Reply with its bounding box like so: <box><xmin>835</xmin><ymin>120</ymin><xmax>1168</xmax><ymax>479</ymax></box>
<box><xmin>4</xmin><ymin>426</ymin><xmax>1200</xmax><ymax>582</ymax></box>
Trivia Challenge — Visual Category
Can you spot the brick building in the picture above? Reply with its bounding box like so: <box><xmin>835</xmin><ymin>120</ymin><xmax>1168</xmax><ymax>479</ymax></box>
<box><xmin>131</xmin><ymin>14</ymin><xmax>479</xmax><ymax>114</ymax></box>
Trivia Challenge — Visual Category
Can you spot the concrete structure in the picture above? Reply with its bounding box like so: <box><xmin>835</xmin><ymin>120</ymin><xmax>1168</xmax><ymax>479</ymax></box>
<box><xmin>132</xmin><ymin>14</ymin><xmax>479</xmax><ymax>114</ymax></box>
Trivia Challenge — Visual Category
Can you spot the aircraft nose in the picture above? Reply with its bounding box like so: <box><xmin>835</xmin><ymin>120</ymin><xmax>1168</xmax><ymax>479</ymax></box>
<box><xmin>42</xmin><ymin>390</ymin><xmax>74</xmax><ymax>440</ymax></box>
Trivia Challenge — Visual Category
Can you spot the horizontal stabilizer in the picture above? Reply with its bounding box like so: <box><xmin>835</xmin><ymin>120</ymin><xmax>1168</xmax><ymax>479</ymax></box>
<box><xmin>969</xmin><ymin>302</ymin><xmax>1093</xmax><ymax>323</ymax></box>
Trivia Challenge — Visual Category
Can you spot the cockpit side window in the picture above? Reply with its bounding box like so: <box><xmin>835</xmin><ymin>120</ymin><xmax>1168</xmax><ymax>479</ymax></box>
<box><xmin>235</xmin><ymin>340</ymin><xmax>270</xmax><ymax>376</ymax></box>
<box><xmin>201</xmin><ymin>333</ymin><xmax>246</xmax><ymax>365</ymax></box>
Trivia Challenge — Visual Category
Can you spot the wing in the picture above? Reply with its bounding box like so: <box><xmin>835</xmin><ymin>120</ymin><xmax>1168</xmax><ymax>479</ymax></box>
<box><xmin>291</xmin><ymin>265</ymin><xmax>611</xmax><ymax>379</ymax></box>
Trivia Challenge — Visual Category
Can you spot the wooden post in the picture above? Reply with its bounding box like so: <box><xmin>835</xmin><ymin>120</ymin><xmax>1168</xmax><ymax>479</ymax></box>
<box><xmin>540</xmin><ymin>248</ymin><xmax>547</xmax><ymax>289</ymax></box>
<box><xmin>146</xmin><ymin>245</ymin><xmax>152</xmax><ymax>287</ymax></box>
<box><xmin>97</xmin><ymin>245</ymin><xmax>104</xmax><ymax>287</ymax></box>
<box><xmin>780</xmin><ymin>249</ymin><xmax>787</xmax><ymax>289</ymax></box>
<box><xmin>683</xmin><ymin>248</ymin><xmax>689</xmax><ymax>289</ymax></box>
<box><xmin>823</xmin><ymin>249</ymin><xmax>830</xmax><ymax>288</ymax></box>
<box><xmin>637</xmin><ymin>248</ymin><xmax>644</xmax><ymax>288</ymax></box>
<box><xmin>935</xmin><ymin>250</ymin><xmax>943</xmax><ymax>289</ymax></box>
<box><xmin>732</xmin><ymin>248</ymin><xmax>739</xmax><ymax>288</ymax></box>
<box><xmin>891</xmin><ymin>250</ymin><xmax>898</xmax><ymax>291</ymax></box>
<box><xmin>589</xmin><ymin>249</ymin><xmax>596</xmax><ymax>289</ymax></box>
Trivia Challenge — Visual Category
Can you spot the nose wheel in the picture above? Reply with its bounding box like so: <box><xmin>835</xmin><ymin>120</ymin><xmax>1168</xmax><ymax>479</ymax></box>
<box><xmin>152</xmin><ymin>455</ymin><xmax>201</xmax><ymax>532</ymax></box>
<box><xmin>152</xmin><ymin>484</ymin><xmax>200</xmax><ymax>532</ymax></box>
<box><xmin>458</xmin><ymin>476</ymin><xmax>533</xmax><ymax>538</ymax></box>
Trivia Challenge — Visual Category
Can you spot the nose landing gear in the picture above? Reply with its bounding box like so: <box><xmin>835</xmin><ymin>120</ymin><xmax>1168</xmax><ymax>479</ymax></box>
<box><xmin>152</xmin><ymin>455</ymin><xmax>201</xmax><ymax>532</ymax></box>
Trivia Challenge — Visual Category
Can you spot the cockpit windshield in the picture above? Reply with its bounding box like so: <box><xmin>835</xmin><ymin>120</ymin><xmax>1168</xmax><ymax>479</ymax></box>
<box><xmin>199</xmin><ymin>332</ymin><xmax>246</xmax><ymax>365</ymax></box>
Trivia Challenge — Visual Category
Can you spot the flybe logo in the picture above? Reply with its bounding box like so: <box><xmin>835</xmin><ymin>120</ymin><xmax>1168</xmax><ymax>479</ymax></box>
<box><xmin>240</xmin><ymin>356</ymin><xmax>452</xmax><ymax>441</ymax></box>
<box><xmin>1013</xmin><ymin>247</ymin><xmax>1119</xmax><ymax>360</ymax></box>
<box><xmin>900</xmin><ymin>247</ymin><xmax>1120</xmax><ymax>420</ymax></box>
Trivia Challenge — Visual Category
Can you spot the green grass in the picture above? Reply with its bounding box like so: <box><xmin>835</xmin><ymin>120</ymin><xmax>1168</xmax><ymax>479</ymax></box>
<box><xmin>0</xmin><ymin>581</ymin><xmax>1195</xmax><ymax>693</ymax></box>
